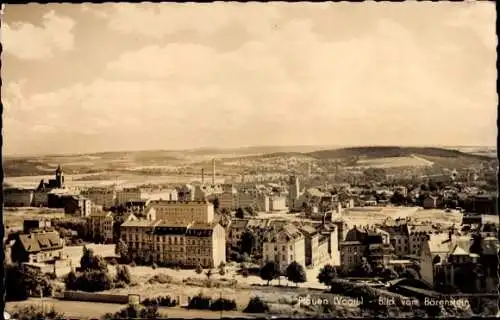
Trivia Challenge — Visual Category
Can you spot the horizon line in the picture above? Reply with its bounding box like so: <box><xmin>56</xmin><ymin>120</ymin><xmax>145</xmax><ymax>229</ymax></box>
<box><xmin>4</xmin><ymin>143</ymin><xmax>496</xmax><ymax>159</ymax></box>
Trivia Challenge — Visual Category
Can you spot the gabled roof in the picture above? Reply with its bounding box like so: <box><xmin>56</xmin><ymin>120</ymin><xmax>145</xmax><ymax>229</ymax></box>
<box><xmin>121</xmin><ymin>220</ymin><xmax>157</xmax><ymax>228</ymax></box>
<box><xmin>17</xmin><ymin>231</ymin><xmax>63</xmax><ymax>253</ymax></box>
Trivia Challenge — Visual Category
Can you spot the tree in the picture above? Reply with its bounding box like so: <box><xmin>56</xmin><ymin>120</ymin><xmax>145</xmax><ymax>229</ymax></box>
<box><xmin>65</xmin><ymin>271</ymin><xmax>79</xmax><ymax>291</ymax></box>
<box><xmin>244</xmin><ymin>297</ymin><xmax>270</xmax><ymax>313</ymax></box>
<box><xmin>244</xmin><ymin>206</ymin><xmax>256</xmax><ymax>216</ymax></box>
<box><xmin>401</xmin><ymin>268</ymin><xmax>419</xmax><ymax>280</ymax></box>
<box><xmin>354</xmin><ymin>258</ymin><xmax>373</xmax><ymax>277</ymax></box>
<box><xmin>235</xmin><ymin>208</ymin><xmax>245</xmax><ymax>219</ymax></box>
<box><xmin>259</xmin><ymin>261</ymin><xmax>280</xmax><ymax>286</ymax></box>
<box><xmin>432</xmin><ymin>255</ymin><xmax>441</xmax><ymax>265</ymax></box>
<box><xmin>195</xmin><ymin>264</ymin><xmax>203</xmax><ymax>274</ymax></box>
<box><xmin>239</xmin><ymin>230</ymin><xmax>256</xmax><ymax>255</ymax></box>
<box><xmin>390</xmin><ymin>192</ymin><xmax>406</xmax><ymax>206</ymax></box>
<box><xmin>115</xmin><ymin>240</ymin><xmax>129</xmax><ymax>263</ymax></box>
<box><xmin>285</xmin><ymin>261</ymin><xmax>307</xmax><ymax>287</ymax></box>
<box><xmin>116</xmin><ymin>265</ymin><xmax>132</xmax><ymax>284</ymax></box>
<box><xmin>212</xmin><ymin>198</ymin><xmax>220</xmax><ymax>211</ymax></box>
<box><xmin>80</xmin><ymin>247</ymin><xmax>108</xmax><ymax>272</ymax></box>
<box><xmin>317</xmin><ymin>264</ymin><xmax>337</xmax><ymax>290</ymax></box>
<box><xmin>470</xmin><ymin>233</ymin><xmax>483</xmax><ymax>255</ymax></box>
<box><xmin>205</xmin><ymin>269</ymin><xmax>213</xmax><ymax>280</ymax></box>
<box><xmin>218</xmin><ymin>262</ymin><xmax>226</xmax><ymax>276</ymax></box>
<box><xmin>381</xmin><ymin>267</ymin><xmax>399</xmax><ymax>281</ymax></box>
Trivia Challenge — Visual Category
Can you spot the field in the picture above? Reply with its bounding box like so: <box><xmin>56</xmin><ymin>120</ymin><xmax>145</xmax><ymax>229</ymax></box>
<box><xmin>341</xmin><ymin>206</ymin><xmax>463</xmax><ymax>228</ymax></box>
<box><xmin>4</xmin><ymin>172</ymin><xmax>226</xmax><ymax>189</ymax></box>
<box><xmin>354</xmin><ymin>155</ymin><xmax>434</xmax><ymax>169</ymax></box>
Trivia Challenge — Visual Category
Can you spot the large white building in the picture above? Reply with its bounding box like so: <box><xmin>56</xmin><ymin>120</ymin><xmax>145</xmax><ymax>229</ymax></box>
<box><xmin>145</xmin><ymin>200</ymin><xmax>215</xmax><ymax>224</ymax></box>
<box><xmin>116</xmin><ymin>188</ymin><xmax>178</xmax><ymax>206</ymax></box>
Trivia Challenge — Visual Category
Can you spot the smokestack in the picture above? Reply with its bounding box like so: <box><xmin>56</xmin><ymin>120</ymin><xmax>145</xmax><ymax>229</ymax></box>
<box><xmin>201</xmin><ymin>168</ymin><xmax>205</xmax><ymax>184</ymax></box>
<box><xmin>212</xmin><ymin>159</ymin><xmax>216</xmax><ymax>185</ymax></box>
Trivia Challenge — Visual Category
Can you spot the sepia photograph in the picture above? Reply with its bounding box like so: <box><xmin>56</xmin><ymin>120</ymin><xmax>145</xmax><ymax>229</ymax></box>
<box><xmin>1</xmin><ymin>2</ymin><xmax>498</xmax><ymax>319</ymax></box>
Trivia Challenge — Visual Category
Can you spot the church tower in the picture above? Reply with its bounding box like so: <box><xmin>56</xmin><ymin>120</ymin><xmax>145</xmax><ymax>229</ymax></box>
<box><xmin>55</xmin><ymin>165</ymin><xmax>65</xmax><ymax>188</ymax></box>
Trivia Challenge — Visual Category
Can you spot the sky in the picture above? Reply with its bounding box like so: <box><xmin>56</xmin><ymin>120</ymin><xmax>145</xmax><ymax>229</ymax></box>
<box><xmin>1</xmin><ymin>2</ymin><xmax>497</xmax><ymax>156</ymax></box>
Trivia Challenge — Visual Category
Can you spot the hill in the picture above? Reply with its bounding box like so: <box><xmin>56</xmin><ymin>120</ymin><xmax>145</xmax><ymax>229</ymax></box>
<box><xmin>306</xmin><ymin>146</ymin><xmax>492</xmax><ymax>161</ymax></box>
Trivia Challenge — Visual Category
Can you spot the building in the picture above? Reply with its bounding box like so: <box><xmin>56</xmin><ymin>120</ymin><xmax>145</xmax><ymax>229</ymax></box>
<box><xmin>121</xmin><ymin>219</ymin><xmax>226</xmax><ymax>268</ymax></box>
<box><xmin>378</xmin><ymin>225</ymin><xmax>410</xmax><ymax>256</ymax></box>
<box><xmin>263</xmin><ymin>223</ymin><xmax>306</xmax><ymax>271</ymax></box>
<box><xmin>10</xmin><ymin>228</ymin><xmax>64</xmax><ymax>264</ymax></box>
<box><xmin>87</xmin><ymin>210</ymin><xmax>114</xmax><ymax>243</ymax></box>
<box><xmin>219</xmin><ymin>185</ymin><xmax>238</xmax><ymax>211</ymax></box>
<box><xmin>299</xmin><ymin>224</ymin><xmax>330</xmax><ymax>267</ymax></box>
<box><xmin>339</xmin><ymin>226</ymin><xmax>393</xmax><ymax>273</ymax></box>
<box><xmin>32</xmin><ymin>190</ymin><xmax>49</xmax><ymax>207</ymax></box>
<box><xmin>227</xmin><ymin>219</ymin><xmax>249</xmax><ymax>249</ymax></box>
<box><xmin>81</xmin><ymin>187</ymin><xmax>117</xmax><ymax>209</ymax></box>
<box><xmin>3</xmin><ymin>188</ymin><xmax>35</xmax><ymax>207</ymax></box>
<box><xmin>59</xmin><ymin>195</ymin><xmax>92</xmax><ymax>217</ymax></box>
<box><xmin>37</xmin><ymin>165</ymin><xmax>65</xmax><ymax>191</ymax></box>
<box><xmin>185</xmin><ymin>222</ymin><xmax>226</xmax><ymax>268</ymax></box>
<box><xmin>116</xmin><ymin>188</ymin><xmax>178</xmax><ymax>206</ymax></box>
<box><xmin>269</xmin><ymin>196</ymin><xmax>286</xmax><ymax>211</ymax></box>
<box><xmin>145</xmin><ymin>200</ymin><xmax>214</xmax><ymax>224</ymax></box>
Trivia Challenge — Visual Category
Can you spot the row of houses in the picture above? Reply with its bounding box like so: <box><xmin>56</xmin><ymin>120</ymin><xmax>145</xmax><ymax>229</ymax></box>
<box><xmin>227</xmin><ymin>217</ymin><xmax>341</xmax><ymax>270</ymax></box>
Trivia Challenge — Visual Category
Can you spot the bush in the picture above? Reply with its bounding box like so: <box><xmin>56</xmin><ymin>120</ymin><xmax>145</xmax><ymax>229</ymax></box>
<box><xmin>147</xmin><ymin>273</ymin><xmax>173</xmax><ymax>285</ymax></box>
<box><xmin>130</xmin><ymin>261</ymin><xmax>136</xmax><ymax>267</ymax></box>
<box><xmin>188</xmin><ymin>294</ymin><xmax>212</xmax><ymax>310</ymax></box>
<box><xmin>241</xmin><ymin>268</ymin><xmax>249</xmax><ymax>278</ymax></box>
<box><xmin>210</xmin><ymin>298</ymin><xmax>237</xmax><ymax>311</ymax></box>
<box><xmin>244</xmin><ymin>296</ymin><xmax>270</xmax><ymax>313</ymax></box>
<box><xmin>109</xmin><ymin>258</ymin><xmax>118</xmax><ymax>266</ymax></box>
<box><xmin>103</xmin><ymin>305</ymin><xmax>160</xmax><ymax>319</ymax></box>
<box><xmin>115</xmin><ymin>265</ymin><xmax>132</xmax><ymax>285</ymax></box>
<box><xmin>142</xmin><ymin>295</ymin><xmax>178</xmax><ymax>307</ymax></box>
<box><xmin>152</xmin><ymin>263</ymin><xmax>157</xmax><ymax>270</ymax></box>
<box><xmin>65</xmin><ymin>270</ymin><xmax>113</xmax><ymax>292</ymax></box>
<box><xmin>11</xmin><ymin>305</ymin><xmax>65</xmax><ymax>320</ymax></box>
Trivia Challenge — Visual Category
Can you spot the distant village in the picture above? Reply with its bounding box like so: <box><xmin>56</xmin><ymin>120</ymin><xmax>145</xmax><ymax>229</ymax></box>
<box><xmin>3</xmin><ymin>161</ymin><xmax>499</xmax><ymax>317</ymax></box>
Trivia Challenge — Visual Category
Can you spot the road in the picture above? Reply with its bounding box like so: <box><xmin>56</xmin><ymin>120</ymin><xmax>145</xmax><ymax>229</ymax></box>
<box><xmin>6</xmin><ymin>298</ymin><xmax>261</xmax><ymax>319</ymax></box>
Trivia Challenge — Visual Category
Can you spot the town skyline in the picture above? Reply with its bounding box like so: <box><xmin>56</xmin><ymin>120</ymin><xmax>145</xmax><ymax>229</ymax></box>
<box><xmin>2</xmin><ymin>2</ymin><xmax>497</xmax><ymax>155</ymax></box>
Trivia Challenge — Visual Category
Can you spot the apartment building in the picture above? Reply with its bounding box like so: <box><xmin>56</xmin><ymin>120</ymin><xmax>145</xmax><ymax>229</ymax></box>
<box><xmin>263</xmin><ymin>223</ymin><xmax>306</xmax><ymax>271</ymax></box>
<box><xmin>121</xmin><ymin>219</ymin><xmax>226</xmax><ymax>268</ymax></box>
<box><xmin>145</xmin><ymin>200</ymin><xmax>214</xmax><ymax>224</ymax></box>
<box><xmin>81</xmin><ymin>187</ymin><xmax>117</xmax><ymax>209</ymax></box>
<box><xmin>299</xmin><ymin>225</ymin><xmax>330</xmax><ymax>267</ymax></box>
<box><xmin>227</xmin><ymin>219</ymin><xmax>249</xmax><ymax>249</ymax></box>
<box><xmin>87</xmin><ymin>210</ymin><xmax>114</xmax><ymax>243</ymax></box>
<box><xmin>3</xmin><ymin>188</ymin><xmax>35</xmax><ymax>207</ymax></box>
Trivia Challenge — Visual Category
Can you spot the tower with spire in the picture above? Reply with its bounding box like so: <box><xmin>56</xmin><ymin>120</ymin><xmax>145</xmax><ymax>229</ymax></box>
<box><xmin>55</xmin><ymin>165</ymin><xmax>65</xmax><ymax>188</ymax></box>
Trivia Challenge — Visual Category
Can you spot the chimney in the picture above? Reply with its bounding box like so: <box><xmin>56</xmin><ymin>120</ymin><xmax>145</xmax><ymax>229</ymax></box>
<box><xmin>201</xmin><ymin>168</ymin><xmax>205</xmax><ymax>184</ymax></box>
<box><xmin>212</xmin><ymin>159</ymin><xmax>216</xmax><ymax>185</ymax></box>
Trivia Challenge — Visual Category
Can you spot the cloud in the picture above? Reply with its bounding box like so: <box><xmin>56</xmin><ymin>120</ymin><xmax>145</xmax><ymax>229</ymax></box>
<box><xmin>3</xmin><ymin>3</ymin><xmax>496</xmax><ymax>154</ymax></box>
<box><xmin>106</xmin><ymin>3</ymin><xmax>282</xmax><ymax>38</ymax></box>
<box><xmin>2</xmin><ymin>10</ymin><xmax>75</xmax><ymax>60</ymax></box>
